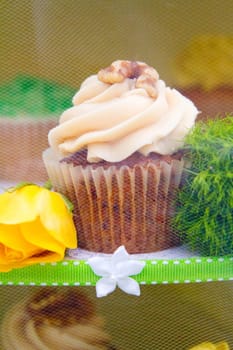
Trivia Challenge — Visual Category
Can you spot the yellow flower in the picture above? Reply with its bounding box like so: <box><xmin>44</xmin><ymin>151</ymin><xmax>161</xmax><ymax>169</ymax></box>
<box><xmin>0</xmin><ymin>184</ymin><xmax>77</xmax><ymax>272</ymax></box>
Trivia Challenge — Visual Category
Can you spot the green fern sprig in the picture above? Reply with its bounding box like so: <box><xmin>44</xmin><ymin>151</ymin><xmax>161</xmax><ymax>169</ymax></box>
<box><xmin>174</xmin><ymin>115</ymin><xmax>233</xmax><ymax>256</ymax></box>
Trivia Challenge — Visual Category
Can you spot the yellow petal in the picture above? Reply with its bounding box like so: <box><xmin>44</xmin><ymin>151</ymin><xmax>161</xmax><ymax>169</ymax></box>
<box><xmin>14</xmin><ymin>251</ymin><xmax>63</xmax><ymax>267</ymax></box>
<box><xmin>0</xmin><ymin>224</ymin><xmax>42</xmax><ymax>259</ymax></box>
<box><xmin>0</xmin><ymin>251</ymin><xmax>62</xmax><ymax>272</ymax></box>
<box><xmin>37</xmin><ymin>189</ymin><xmax>77</xmax><ymax>248</ymax></box>
<box><xmin>0</xmin><ymin>244</ymin><xmax>13</xmax><ymax>271</ymax></box>
<box><xmin>0</xmin><ymin>221</ymin><xmax>65</xmax><ymax>272</ymax></box>
<box><xmin>0</xmin><ymin>185</ymin><xmax>41</xmax><ymax>224</ymax></box>
<box><xmin>20</xmin><ymin>217</ymin><xmax>65</xmax><ymax>257</ymax></box>
<box><xmin>0</xmin><ymin>184</ymin><xmax>76</xmax><ymax>272</ymax></box>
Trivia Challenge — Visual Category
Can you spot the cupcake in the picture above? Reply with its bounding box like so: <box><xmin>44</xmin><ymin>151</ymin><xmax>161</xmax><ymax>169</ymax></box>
<box><xmin>0</xmin><ymin>288</ymin><xmax>116</xmax><ymax>350</ymax></box>
<box><xmin>174</xmin><ymin>35</ymin><xmax>233</xmax><ymax>121</ymax></box>
<box><xmin>43</xmin><ymin>60</ymin><xmax>198</xmax><ymax>254</ymax></box>
<box><xmin>188</xmin><ymin>341</ymin><xmax>229</xmax><ymax>350</ymax></box>
<box><xmin>0</xmin><ymin>75</ymin><xmax>75</xmax><ymax>182</ymax></box>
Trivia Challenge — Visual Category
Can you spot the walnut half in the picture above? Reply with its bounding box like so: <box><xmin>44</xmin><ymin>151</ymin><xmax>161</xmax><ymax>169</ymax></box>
<box><xmin>98</xmin><ymin>60</ymin><xmax>159</xmax><ymax>98</ymax></box>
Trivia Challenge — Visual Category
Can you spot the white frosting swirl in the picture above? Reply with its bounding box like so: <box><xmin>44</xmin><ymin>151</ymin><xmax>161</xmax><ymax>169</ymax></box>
<box><xmin>1</xmin><ymin>302</ymin><xmax>112</xmax><ymax>350</ymax></box>
<box><xmin>48</xmin><ymin>65</ymin><xmax>198</xmax><ymax>163</ymax></box>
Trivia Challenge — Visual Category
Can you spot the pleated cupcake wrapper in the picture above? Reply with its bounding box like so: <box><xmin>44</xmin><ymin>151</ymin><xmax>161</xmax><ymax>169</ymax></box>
<box><xmin>0</xmin><ymin>118</ymin><xmax>57</xmax><ymax>182</ymax></box>
<box><xmin>43</xmin><ymin>149</ymin><xmax>184</xmax><ymax>254</ymax></box>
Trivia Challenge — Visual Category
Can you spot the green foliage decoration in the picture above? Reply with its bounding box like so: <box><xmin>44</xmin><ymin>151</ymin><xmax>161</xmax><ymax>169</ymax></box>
<box><xmin>174</xmin><ymin>116</ymin><xmax>233</xmax><ymax>256</ymax></box>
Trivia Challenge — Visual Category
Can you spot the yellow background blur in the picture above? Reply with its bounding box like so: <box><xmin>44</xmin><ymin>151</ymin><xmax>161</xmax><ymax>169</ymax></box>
<box><xmin>1</xmin><ymin>0</ymin><xmax>233</xmax><ymax>88</ymax></box>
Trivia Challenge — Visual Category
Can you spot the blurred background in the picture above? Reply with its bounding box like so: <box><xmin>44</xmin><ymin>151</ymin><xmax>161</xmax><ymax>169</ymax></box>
<box><xmin>1</xmin><ymin>0</ymin><xmax>233</xmax><ymax>86</ymax></box>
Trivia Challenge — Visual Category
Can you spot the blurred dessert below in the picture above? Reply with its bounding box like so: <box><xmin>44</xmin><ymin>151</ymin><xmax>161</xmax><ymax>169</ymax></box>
<box><xmin>188</xmin><ymin>341</ymin><xmax>229</xmax><ymax>350</ymax></box>
<box><xmin>0</xmin><ymin>288</ymin><xmax>117</xmax><ymax>350</ymax></box>
<box><xmin>0</xmin><ymin>75</ymin><xmax>75</xmax><ymax>182</ymax></box>
<box><xmin>174</xmin><ymin>35</ymin><xmax>233</xmax><ymax>120</ymax></box>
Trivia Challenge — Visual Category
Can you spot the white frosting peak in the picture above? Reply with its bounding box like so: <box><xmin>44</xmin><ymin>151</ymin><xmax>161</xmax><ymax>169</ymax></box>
<box><xmin>48</xmin><ymin>61</ymin><xmax>198</xmax><ymax>162</ymax></box>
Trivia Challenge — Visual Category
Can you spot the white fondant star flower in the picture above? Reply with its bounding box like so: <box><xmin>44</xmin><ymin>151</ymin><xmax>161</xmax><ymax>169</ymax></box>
<box><xmin>88</xmin><ymin>246</ymin><xmax>146</xmax><ymax>297</ymax></box>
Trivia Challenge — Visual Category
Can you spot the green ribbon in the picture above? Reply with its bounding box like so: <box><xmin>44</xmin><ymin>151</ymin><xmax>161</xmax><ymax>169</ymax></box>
<box><xmin>0</xmin><ymin>257</ymin><xmax>233</xmax><ymax>286</ymax></box>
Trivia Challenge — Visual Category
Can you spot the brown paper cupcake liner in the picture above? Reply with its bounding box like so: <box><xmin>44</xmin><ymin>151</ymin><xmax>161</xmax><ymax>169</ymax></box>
<box><xmin>43</xmin><ymin>148</ymin><xmax>184</xmax><ymax>254</ymax></box>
